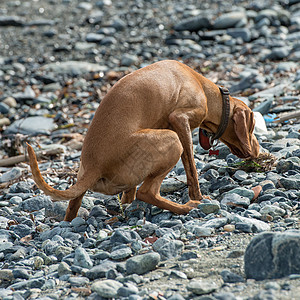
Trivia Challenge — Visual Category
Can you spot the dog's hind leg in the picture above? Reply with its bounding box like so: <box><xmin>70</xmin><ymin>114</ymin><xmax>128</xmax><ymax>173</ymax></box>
<box><xmin>131</xmin><ymin>129</ymin><xmax>201</xmax><ymax>214</ymax></box>
<box><xmin>64</xmin><ymin>192</ymin><xmax>86</xmax><ymax>221</ymax></box>
<box><xmin>121</xmin><ymin>187</ymin><xmax>137</xmax><ymax>204</ymax></box>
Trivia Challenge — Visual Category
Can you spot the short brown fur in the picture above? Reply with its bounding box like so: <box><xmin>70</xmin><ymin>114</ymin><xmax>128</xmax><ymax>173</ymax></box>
<box><xmin>27</xmin><ymin>60</ymin><xmax>260</xmax><ymax>221</ymax></box>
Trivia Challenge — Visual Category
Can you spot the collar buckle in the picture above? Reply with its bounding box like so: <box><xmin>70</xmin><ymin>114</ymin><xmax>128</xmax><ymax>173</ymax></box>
<box><xmin>219</xmin><ymin>86</ymin><xmax>230</xmax><ymax>95</ymax></box>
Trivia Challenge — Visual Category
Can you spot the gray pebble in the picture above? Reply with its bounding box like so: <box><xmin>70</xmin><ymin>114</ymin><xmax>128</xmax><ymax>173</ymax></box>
<box><xmin>260</xmin><ymin>204</ymin><xmax>286</xmax><ymax>217</ymax></box>
<box><xmin>110</xmin><ymin>229</ymin><xmax>142</xmax><ymax>245</ymax></box>
<box><xmin>117</xmin><ymin>282</ymin><xmax>139</xmax><ymax>297</ymax></box>
<box><xmin>225</xmin><ymin>187</ymin><xmax>255</xmax><ymax>200</ymax></box>
<box><xmin>220</xmin><ymin>269</ymin><xmax>244</xmax><ymax>283</ymax></box>
<box><xmin>0</xmin><ymin>167</ymin><xmax>23</xmax><ymax>183</ymax></box>
<box><xmin>111</xmin><ymin>246</ymin><xmax>132</xmax><ymax>260</ymax></box>
<box><xmin>126</xmin><ymin>252</ymin><xmax>160</xmax><ymax>275</ymax></box>
<box><xmin>91</xmin><ymin>279</ymin><xmax>123</xmax><ymax>298</ymax></box>
<box><xmin>5</xmin><ymin>116</ymin><xmax>56</xmax><ymax>135</ymax></box>
<box><xmin>221</xmin><ymin>193</ymin><xmax>250</xmax><ymax>208</ymax></box>
<box><xmin>19</xmin><ymin>195</ymin><xmax>53</xmax><ymax>212</ymax></box>
<box><xmin>73</xmin><ymin>247</ymin><xmax>93</xmax><ymax>269</ymax></box>
<box><xmin>198</xmin><ymin>202</ymin><xmax>220</xmax><ymax>215</ymax></box>
<box><xmin>187</xmin><ymin>279</ymin><xmax>219</xmax><ymax>295</ymax></box>
<box><xmin>153</xmin><ymin>238</ymin><xmax>184</xmax><ymax>261</ymax></box>
<box><xmin>57</xmin><ymin>261</ymin><xmax>72</xmax><ymax>277</ymax></box>
<box><xmin>68</xmin><ymin>276</ymin><xmax>90</xmax><ymax>287</ymax></box>
<box><xmin>86</xmin><ymin>261</ymin><xmax>117</xmax><ymax>280</ymax></box>
<box><xmin>213</xmin><ymin>11</ymin><xmax>247</xmax><ymax>29</ymax></box>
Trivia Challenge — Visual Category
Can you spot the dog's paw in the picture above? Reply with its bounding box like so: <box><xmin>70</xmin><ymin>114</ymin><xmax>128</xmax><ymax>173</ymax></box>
<box><xmin>202</xmin><ymin>195</ymin><xmax>212</xmax><ymax>200</ymax></box>
<box><xmin>183</xmin><ymin>200</ymin><xmax>201</xmax><ymax>213</ymax></box>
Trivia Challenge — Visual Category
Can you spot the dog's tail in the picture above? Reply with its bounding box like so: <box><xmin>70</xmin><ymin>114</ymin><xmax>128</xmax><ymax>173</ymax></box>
<box><xmin>27</xmin><ymin>143</ymin><xmax>91</xmax><ymax>201</ymax></box>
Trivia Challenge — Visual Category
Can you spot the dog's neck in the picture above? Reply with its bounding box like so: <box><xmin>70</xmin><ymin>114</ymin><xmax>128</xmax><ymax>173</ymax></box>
<box><xmin>200</xmin><ymin>83</ymin><xmax>226</xmax><ymax>134</ymax></box>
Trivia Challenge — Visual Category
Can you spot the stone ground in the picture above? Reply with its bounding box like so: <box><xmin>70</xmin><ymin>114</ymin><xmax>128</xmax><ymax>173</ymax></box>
<box><xmin>0</xmin><ymin>0</ymin><xmax>300</xmax><ymax>299</ymax></box>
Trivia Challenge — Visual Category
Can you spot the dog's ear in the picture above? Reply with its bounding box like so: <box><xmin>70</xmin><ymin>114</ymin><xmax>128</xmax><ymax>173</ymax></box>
<box><xmin>232</xmin><ymin>107</ymin><xmax>255</xmax><ymax>158</ymax></box>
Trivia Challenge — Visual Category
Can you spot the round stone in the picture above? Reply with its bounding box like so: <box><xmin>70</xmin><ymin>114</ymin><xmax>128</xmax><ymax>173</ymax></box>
<box><xmin>126</xmin><ymin>252</ymin><xmax>160</xmax><ymax>275</ymax></box>
<box><xmin>187</xmin><ymin>280</ymin><xmax>218</xmax><ymax>295</ymax></box>
<box><xmin>91</xmin><ymin>279</ymin><xmax>123</xmax><ymax>298</ymax></box>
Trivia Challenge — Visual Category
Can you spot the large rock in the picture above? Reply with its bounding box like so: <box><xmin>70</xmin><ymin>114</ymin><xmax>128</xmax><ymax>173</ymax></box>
<box><xmin>244</xmin><ymin>230</ymin><xmax>300</xmax><ymax>280</ymax></box>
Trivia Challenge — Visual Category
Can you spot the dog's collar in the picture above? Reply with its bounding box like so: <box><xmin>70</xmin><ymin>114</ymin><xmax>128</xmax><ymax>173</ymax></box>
<box><xmin>199</xmin><ymin>86</ymin><xmax>230</xmax><ymax>151</ymax></box>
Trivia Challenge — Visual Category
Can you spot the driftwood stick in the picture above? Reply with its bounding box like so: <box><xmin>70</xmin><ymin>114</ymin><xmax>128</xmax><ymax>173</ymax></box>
<box><xmin>0</xmin><ymin>147</ymin><xmax>64</xmax><ymax>167</ymax></box>
<box><xmin>274</xmin><ymin>110</ymin><xmax>300</xmax><ymax>123</ymax></box>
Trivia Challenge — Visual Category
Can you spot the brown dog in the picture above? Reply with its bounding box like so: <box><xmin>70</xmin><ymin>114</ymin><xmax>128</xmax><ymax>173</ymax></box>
<box><xmin>27</xmin><ymin>60</ymin><xmax>260</xmax><ymax>221</ymax></box>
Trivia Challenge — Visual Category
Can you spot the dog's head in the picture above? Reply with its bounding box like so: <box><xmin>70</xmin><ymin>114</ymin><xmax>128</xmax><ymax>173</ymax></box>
<box><xmin>219</xmin><ymin>99</ymin><xmax>260</xmax><ymax>159</ymax></box>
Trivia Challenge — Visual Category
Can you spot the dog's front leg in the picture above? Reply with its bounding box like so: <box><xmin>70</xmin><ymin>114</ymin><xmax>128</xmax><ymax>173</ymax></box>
<box><xmin>169</xmin><ymin>109</ymin><xmax>205</xmax><ymax>201</ymax></box>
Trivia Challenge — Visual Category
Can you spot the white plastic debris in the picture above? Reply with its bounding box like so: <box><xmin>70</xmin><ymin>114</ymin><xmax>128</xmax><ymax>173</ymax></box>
<box><xmin>253</xmin><ymin>111</ymin><xmax>268</xmax><ymax>135</ymax></box>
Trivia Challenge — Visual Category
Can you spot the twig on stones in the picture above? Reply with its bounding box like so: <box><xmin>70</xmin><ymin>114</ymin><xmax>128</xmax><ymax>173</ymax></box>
<box><xmin>0</xmin><ymin>147</ymin><xmax>64</xmax><ymax>167</ymax></box>
<box><xmin>274</xmin><ymin>110</ymin><xmax>300</xmax><ymax>123</ymax></box>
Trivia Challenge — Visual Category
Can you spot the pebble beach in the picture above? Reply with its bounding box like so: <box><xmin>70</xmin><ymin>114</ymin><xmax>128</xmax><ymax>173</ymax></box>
<box><xmin>0</xmin><ymin>0</ymin><xmax>300</xmax><ymax>299</ymax></box>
